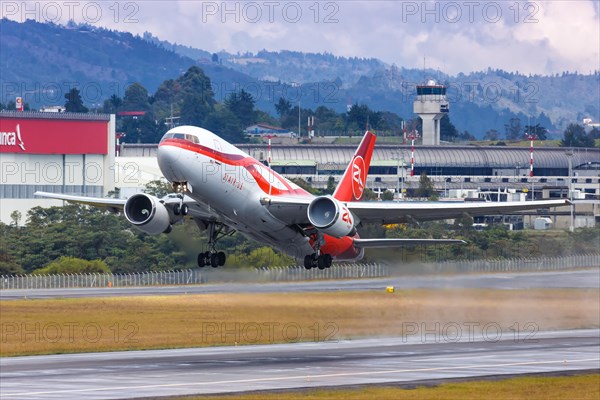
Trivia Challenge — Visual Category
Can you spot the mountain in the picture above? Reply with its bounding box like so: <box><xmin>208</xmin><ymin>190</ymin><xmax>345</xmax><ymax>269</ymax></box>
<box><xmin>0</xmin><ymin>19</ymin><xmax>256</xmax><ymax>107</ymax></box>
<box><xmin>2</xmin><ymin>19</ymin><xmax>598</xmax><ymax>138</ymax></box>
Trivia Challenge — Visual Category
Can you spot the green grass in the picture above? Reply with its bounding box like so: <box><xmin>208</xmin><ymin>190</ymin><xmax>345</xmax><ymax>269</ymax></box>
<box><xmin>168</xmin><ymin>374</ymin><xmax>600</xmax><ymax>399</ymax></box>
<box><xmin>1</xmin><ymin>288</ymin><xmax>598</xmax><ymax>356</ymax></box>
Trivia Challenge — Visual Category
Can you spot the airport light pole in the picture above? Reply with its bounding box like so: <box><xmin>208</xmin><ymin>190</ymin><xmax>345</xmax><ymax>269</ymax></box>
<box><xmin>565</xmin><ymin>150</ymin><xmax>574</xmax><ymax>232</ymax></box>
<box><xmin>392</xmin><ymin>151</ymin><xmax>406</xmax><ymax>201</ymax></box>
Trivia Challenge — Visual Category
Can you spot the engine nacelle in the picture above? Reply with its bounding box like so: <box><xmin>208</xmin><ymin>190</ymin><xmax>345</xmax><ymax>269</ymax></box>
<box><xmin>307</xmin><ymin>196</ymin><xmax>356</xmax><ymax>238</ymax></box>
<box><xmin>124</xmin><ymin>193</ymin><xmax>171</xmax><ymax>235</ymax></box>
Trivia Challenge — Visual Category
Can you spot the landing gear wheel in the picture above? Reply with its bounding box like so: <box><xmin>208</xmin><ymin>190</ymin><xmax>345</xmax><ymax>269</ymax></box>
<box><xmin>217</xmin><ymin>251</ymin><xmax>226</xmax><ymax>266</ymax></box>
<box><xmin>321</xmin><ymin>254</ymin><xmax>332</xmax><ymax>269</ymax></box>
<box><xmin>304</xmin><ymin>255</ymin><xmax>313</xmax><ymax>270</ymax></box>
<box><xmin>174</xmin><ymin>203</ymin><xmax>188</xmax><ymax>216</ymax></box>
<box><xmin>197</xmin><ymin>253</ymin><xmax>206</xmax><ymax>267</ymax></box>
<box><xmin>317</xmin><ymin>256</ymin><xmax>327</xmax><ymax>270</ymax></box>
<box><xmin>210</xmin><ymin>253</ymin><xmax>220</xmax><ymax>268</ymax></box>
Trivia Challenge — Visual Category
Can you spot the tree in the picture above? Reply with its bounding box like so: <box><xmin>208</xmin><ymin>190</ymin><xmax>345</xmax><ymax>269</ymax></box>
<box><xmin>560</xmin><ymin>124</ymin><xmax>594</xmax><ymax>147</ymax></box>
<box><xmin>483</xmin><ymin>129</ymin><xmax>500</xmax><ymax>141</ymax></box>
<box><xmin>524</xmin><ymin>123</ymin><xmax>548</xmax><ymax>140</ymax></box>
<box><xmin>457</xmin><ymin>130</ymin><xmax>476</xmax><ymax>141</ymax></box>
<box><xmin>275</xmin><ymin>97</ymin><xmax>292</xmax><ymax>118</ymax></box>
<box><xmin>225</xmin><ymin>89</ymin><xmax>256</xmax><ymax>128</ymax></box>
<box><xmin>415</xmin><ymin>172</ymin><xmax>438</xmax><ymax>200</ymax></box>
<box><xmin>381</xmin><ymin>190</ymin><xmax>394</xmax><ymax>201</ymax></box>
<box><xmin>10</xmin><ymin>210</ymin><xmax>22</xmax><ymax>227</ymax></box>
<box><xmin>181</xmin><ymin>93</ymin><xmax>208</xmax><ymax>126</ymax></box>
<box><xmin>2</xmin><ymin>100</ymin><xmax>30</xmax><ymax>111</ymax></box>
<box><xmin>178</xmin><ymin>66</ymin><xmax>216</xmax><ymax>110</ymax></box>
<box><xmin>122</xmin><ymin>83</ymin><xmax>150</xmax><ymax>111</ymax></box>
<box><xmin>144</xmin><ymin>179</ymin><xmax>172</xmax><ymax>198</ymax></box>
<box><xmin>325</xmin><ymin>176</ymin><xmax>336</xmax><ymax>194</ymax></box>
<box><xmin>203</xmin><ymin>105</ymin><xmax>244</xmax><ymax>143</ymax></box>
<box><xmin>64</xmin><ymin>88</ymin><xmax>88</xmax><ymax>113</ymax></box>
<box><xmin>102</xmin><ymin>94</ymin><xmax>123</xmax><ymax>114</ymax></box>
<box><xmin>347</xmin><ymin>104</ymin><xmax>368</xmax><ymax>133</ymax></box>
<box><xmin>33</xmin><ymin>256</ymin><xmax>110</xmax><ymax>275</ymax></box>
<box><xmin>440</xmin><ymin>114</ymin><xmax>458</xmax><ymax>142</ymax></box>
<box><xmin>504</xmin><ymin>117</ymin><xmax>522</xmax><ymax>140</ymax></box>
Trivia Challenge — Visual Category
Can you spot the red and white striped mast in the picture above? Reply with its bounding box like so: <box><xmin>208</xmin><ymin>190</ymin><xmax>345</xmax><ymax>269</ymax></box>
<box><xmin>525</xmin><ymin>133</ymin><xmax>537</xmax><ymax>177</ymax></box>
<box><xmin>407</xmin><ymin>130</ymin><xmax>419</xmax><ymax>176</ymax></box>
<box><xmin>267</xmin><ymin>134</ymin><xmax>272</xmax><ymax>165</ymax></box>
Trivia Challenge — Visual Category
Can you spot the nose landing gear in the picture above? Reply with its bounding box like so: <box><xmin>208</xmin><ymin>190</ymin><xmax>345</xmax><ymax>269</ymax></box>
<box><xmin>172</xmin><ymin>182</ymin><xmax>189</xmax><ymax>216</ymax></box>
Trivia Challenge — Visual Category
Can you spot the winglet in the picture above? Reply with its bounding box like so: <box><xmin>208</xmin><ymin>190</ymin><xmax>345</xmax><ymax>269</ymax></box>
<box><xmin>333</xmin><ymin>131</ymin><xmax>377</xmax><ymax>202</ymax></box>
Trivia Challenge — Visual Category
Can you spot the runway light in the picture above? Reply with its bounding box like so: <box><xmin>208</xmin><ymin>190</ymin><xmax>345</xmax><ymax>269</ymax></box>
<box><xmin>386</xmin><ymin>286</ymin><xmax>395</xmax><ymax>293</ymax></box>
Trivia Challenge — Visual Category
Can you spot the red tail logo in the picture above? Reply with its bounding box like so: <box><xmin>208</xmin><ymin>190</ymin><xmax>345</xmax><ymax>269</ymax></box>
<box><xmin>352</xmin><ymin>156</ymin><xmax>366</xmax><ymax>200</ymax></box>
<box><xmin>333</xmin><ymin>131</ymin><xmax>376</xmax><ymax>202</ymax></box>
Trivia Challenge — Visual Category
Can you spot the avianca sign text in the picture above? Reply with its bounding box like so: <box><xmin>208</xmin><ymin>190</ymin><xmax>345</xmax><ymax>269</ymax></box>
<box><xmin>0</xmin><ymin>124</ymin><xmax>26</xmax><ymax>151</ymax></box>
<box><xmin>0</xmin><ymin>117</ymin><xmax>108</xmax><ymax>154</ymax></box>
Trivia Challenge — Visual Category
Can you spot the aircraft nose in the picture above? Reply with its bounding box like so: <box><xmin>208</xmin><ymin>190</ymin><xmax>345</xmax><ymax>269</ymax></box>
<box><xmin>157</xmin><ymin>144</ymin><xmax>184</xmax><ymax>182</ymax></box>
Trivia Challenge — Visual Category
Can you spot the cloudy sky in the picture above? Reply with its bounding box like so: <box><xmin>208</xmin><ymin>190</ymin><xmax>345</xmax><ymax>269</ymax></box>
<box><xmin>3</xmin><ymin>1</ymin><xmax>599</xmax><ymax>75</ymax></box>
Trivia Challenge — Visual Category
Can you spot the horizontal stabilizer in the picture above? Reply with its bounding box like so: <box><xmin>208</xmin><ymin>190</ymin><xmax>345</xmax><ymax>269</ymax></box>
<box><xmin>354</xmin><ymin>238</ymin><xmax>466</xmax><ymax>248</ymax></box>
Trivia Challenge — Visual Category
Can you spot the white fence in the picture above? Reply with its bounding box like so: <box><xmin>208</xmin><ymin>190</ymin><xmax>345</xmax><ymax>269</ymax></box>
<box><xmin>1</xmin><ymin>254</ymin><xmax>599</xmax><ymax>290</ymax></box>
<box><xmin>0</xmin><ymin>263</ymin><xmax>387</xmax><ymax>290</ymax></box>
<box><xmin>418</xmin><ymin>253</ymin><xmax>600</xmax><ymax>274</ymax></box>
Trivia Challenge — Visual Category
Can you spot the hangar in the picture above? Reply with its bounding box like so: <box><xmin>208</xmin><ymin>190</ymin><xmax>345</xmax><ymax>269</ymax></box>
<box><xmin>0</xmin><ymin>111</ymin><xmax>116</xmax><ymax>224</ymax></box>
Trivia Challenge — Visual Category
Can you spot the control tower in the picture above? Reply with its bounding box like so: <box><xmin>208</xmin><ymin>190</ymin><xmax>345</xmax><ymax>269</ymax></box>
<box><xmin>413</xmin><ymin>80</ymin><xmax>449</xmax><ymax>145</ymax></box>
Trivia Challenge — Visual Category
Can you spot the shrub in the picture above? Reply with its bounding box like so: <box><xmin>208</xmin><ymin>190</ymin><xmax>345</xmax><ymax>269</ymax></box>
<box><xmin>33</xmin><ymin>257</ymin><xmax>111</xmax><ymax>275</ymax></box>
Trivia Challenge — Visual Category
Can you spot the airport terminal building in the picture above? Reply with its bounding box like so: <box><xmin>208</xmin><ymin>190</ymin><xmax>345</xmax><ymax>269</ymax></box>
<box><xmin>0</xmin><ymin>111</ymin><xmax>116</xmax><ymax>224</ymax></box>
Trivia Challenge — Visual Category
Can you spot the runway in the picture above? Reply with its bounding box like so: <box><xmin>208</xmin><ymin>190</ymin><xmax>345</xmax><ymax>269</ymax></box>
<box><xmin>1</xmin><ymin>269</ymin><xmax>598</xmax><ymax>300</ymax></box>
<box><xmin>1</xmin><ymin>329</ymin><xmax>598</xmax><ymax>399</ymax></box>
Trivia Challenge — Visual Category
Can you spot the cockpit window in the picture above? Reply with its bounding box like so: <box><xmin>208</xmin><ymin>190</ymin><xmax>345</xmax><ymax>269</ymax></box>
<box><xmin>161</xmin><ymin>132</ymin><xmax>200</xmax><ymax>144</ymax></box>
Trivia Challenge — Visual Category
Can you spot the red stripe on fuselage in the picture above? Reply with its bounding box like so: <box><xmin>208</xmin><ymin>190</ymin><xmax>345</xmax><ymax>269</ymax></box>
<box><xmin>162</xmin><ymin>139</ymin><xmax>359</xmax><ymax>260</ymax></box>
<box><xmin>159</xmin><ymin>138</ymin><xmax>309</xmax><ymax>197</ymax></box>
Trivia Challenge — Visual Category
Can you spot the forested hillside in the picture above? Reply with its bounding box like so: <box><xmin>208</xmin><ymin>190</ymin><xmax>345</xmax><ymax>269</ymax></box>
<box><xmin>2</xmin><ymin>19</ymin><xmax>598</xmax><ymax>138</ymax></box>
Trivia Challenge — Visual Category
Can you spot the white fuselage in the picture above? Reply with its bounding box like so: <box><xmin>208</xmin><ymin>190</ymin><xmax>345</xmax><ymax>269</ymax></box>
<box><xmin>157</xmin><ymin>126</ymin><xmax>315</xmax><ymax>259</ymax></box>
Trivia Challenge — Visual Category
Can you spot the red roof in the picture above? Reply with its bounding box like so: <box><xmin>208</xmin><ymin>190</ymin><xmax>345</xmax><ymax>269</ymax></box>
<box><xmin>117</xmin><ymin>111</ymin><xmax>146</xmax><ymax>116</ymax></box>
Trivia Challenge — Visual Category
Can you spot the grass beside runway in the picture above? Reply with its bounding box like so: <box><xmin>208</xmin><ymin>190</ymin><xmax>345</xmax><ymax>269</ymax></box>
<box><xmin>0</xmin><ymin>288</ymin><xmax>598</xmax><ymax>356</ymax></box>
<box><xmin>171</xmin><ymin>373</ymin><xmax>600</xmax><ymax>400</ymax></box>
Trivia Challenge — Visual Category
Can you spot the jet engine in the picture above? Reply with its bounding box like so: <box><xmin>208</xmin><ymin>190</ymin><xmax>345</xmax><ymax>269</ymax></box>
<box><xmin>307</xmin><ymin>196</ymin><xmax>356</xmax><ymax>238</ymax></box>
<box><xmin>124</xmin><ymin>193</ymin><xmax>171</xmax><ymax>235</ymax></box>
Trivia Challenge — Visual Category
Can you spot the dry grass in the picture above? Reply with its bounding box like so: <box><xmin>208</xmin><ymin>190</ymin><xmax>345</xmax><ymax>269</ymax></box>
<box><xmin>173</xmin><ymin>374</ymin><xmax>600</xmax><ymax>400</ymax></box>
<box><xmin>1</xmin><ymin>288</ymin><xmax>598</xmax><ymax>356</ymax></box>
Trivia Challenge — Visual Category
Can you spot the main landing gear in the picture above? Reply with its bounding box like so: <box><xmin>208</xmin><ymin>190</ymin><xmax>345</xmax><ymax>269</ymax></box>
<box><xmin>198</xmin><ymin>251</ymin><xmax>226</xmax><ymax>268</ymax></box>
<box><xmin>303</xmin><ymin>232</ymin><xmax>333</xmax><ymax>270</ymax></box>
<box><xmin>303</xmin><ymin>253</ymin><xmax>332</xmax><ymax>270</ymax></box>
<box><xmin>197</xmin><ymin>221</ymin><xmax>234</xmax><ymax>268</ymax></box>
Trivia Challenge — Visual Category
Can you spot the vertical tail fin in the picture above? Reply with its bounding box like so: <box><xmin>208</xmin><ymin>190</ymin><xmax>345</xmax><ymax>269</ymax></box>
<box><xmin>333</xmin><ymin>131</ymin><xmax>377</xmax><ymax>202</ymax></box>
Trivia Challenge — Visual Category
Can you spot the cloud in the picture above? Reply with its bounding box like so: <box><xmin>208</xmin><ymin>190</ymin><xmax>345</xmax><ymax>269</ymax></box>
<box><xmin>2</xmin><ymin>0</ymin><xmax>598</xmax><ymax>75</ymax></box>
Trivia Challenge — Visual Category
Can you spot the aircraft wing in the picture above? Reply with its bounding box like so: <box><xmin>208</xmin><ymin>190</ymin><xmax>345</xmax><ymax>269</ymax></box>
<box><xmin>346</xmin><ymin>199</ymin><xmax>570</xmax><ymax>224</ymax></box>
<box><xmin>34</xmin><ymin>192</ymin><xmax>126</xmax><ymax>210</ymax></box>
<box><xmin>34</xmin><ymin>191</ymin><xmax>219</xmax><ymax>220</ymax></box>
<box><xmin>354</xmin><ymin>238</ymin><xmax>466</xmax><ymax>248</ymax></box>
<box><xmin>262</xmin><ymin>196</ymin><xmax>570</xmax><ymax>226</ymax></box>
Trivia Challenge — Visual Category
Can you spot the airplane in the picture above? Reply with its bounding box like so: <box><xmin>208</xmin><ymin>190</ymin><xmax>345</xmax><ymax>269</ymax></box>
<box><xmin>36</xmin><ymin>126</ymin><xmax>569</xmax><ymax>270</ymax></box>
